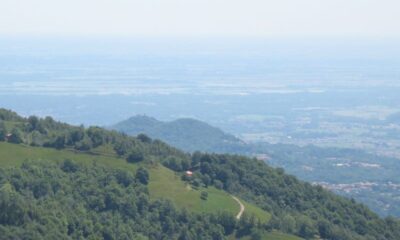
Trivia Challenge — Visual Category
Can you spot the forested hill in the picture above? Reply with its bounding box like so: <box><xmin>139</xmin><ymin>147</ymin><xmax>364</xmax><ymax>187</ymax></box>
<box><xmin>111</xmin><ymin>115</ymin><xmax>400</xmax><ymax>217</ymax></box>
<box><xmin>1</xmin><ymin>108</ymin><xmax>400</xmax><ymax>240</ymax></box>
<box><xmin>111</xmin><ymin>115</ymin><xmax>247</xmax><ymax>153</ymax></box>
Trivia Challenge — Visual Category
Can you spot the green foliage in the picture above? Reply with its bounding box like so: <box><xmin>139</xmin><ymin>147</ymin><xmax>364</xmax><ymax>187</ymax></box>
<box><xmin>26</xmin><ymin>115</ymin><xmax>44</xmax><ymax>133</ymax></box>
<box><xmin>0</xmin><ymin>141</ymin><xmax>270</xmax><ymax>228</ymax></box>
<box><xmin>0</xmin><ymin>121</ymin><xmax>6</xmax><ymax>141</ymax></box>
<box><xmin>201</xmin><ymin>191</ymin><xmax>208</xmax><ymax>200</ymax></box>
<box><xmin>61</xmin><ymin>159</ymin><xmax>79</xmax><ymax>173</ymax></box>
<box><xmin>0</xmin><ymin>113</ymin><xmax>184</xmax><ymax>163</ymax></box>
<box><xmin>8</xmin><ymin>128</ymin><xmax>23</xmax><ymax>144</ymax></box>
<box><xmin>44</xmin><ymin>135</ymin><xmax>66</xmax><ymax>149</ymax></box>
<box><xmin>74</xmin><ymin>136</ymin><xmax>92</xmax><ymax>151</ymax></box>
<box><xmin>111</xmin><ymin>116</ymin><xmax>246</xmax><ymax>153</ymax></box>
<box><xmin>114</xmin><ymin>140</ymin><xmax>133</xmax><ymax>156</ymax></box>
<box><xmin>0</xmin><ymin>161</ymin><xmax>254</xmax><ymax>240</ymax></box>
<box><xmin>189</xmin><ymin>153</ymin><xmax>400</xmax><ymax>240</ymax></box>
<box><xmin>137</xmin><ymin>133</ymin><xmax>152</xmax><ymax>143</ymax></box>
<box><xmin>135</xmin><ymin>167</ymin><xmax>149</xmax><ymax>185</ymax></box>
<box><xmin>0</xmin><ymin>109</ymin><xmax>23</xmax><ymax>122</ymax></box>
<box><xmin>250</xmin><ymin>229</ymin><xmax>263</xmax><ymax>240</ymax></box>
<box><xmin>192</xmin><ymin>178</ymin><xmax>203</xmax><ymax>188</ymax></box>
<box><xmin>236</xmin><ymin>214</ymin><xmax>258</xmax><ymax>237</ymax></box>
<box><xmin>217</xmin><ymin>211</ymin><xmax>237</xmax><ymax>235</ymax></box>
<box><xmin>87</xmin><ymin>127</ymin><xmax>106</xmax><ymax>148</ymax></box>
<box><xmin>0</xmin><ymin>183</ymin><xmax>27</xmax><ymax>226</ymax></box>
<box><xmin>127</xmin><ymin>149</ymin><xmax>144</xmax><ymax>163</ymax></box>
<box><xmin>214</xmin><ymin>179</ymin><xmax>224</xmax><ymax>190</ymax></box>
<box><xmin>113</xmin><ymin>114</ymin><xmax>400</xmax><ymax>218</ymax></box>
<box><xmin>29</xmin><ymin>130</ymin><xmax>44</xmax><ymax>146</ymax></box>
<box><xmin>67</xmin><ymin>127</ymin><xmax>85</xmax><ymax>144</ymax></box>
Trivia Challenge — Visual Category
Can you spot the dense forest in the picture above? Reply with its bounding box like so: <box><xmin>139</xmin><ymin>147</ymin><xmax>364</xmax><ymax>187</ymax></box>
<box><xmin>1</xmin><ymin>108</ymin><xmax>400</xmax><ymax>240</ymax></box>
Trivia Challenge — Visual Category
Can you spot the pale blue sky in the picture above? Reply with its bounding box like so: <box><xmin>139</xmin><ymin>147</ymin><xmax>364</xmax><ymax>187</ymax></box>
<box><xmin>1</xmin><ymin>0</ymin><xmax>400</xmax><ymax>38</ymax></box>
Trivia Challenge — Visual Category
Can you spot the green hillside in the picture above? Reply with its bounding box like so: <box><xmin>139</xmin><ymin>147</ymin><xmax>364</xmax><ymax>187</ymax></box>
<box><xmin>2</xmin><ymin>108</ymin><xmax>400</xmax><ymax>240</ymax></box>
<box><xmin>0</xmin><ymin>142</ymin><xmax>270</xmax><ymax>223</ymax></box>
<box><xmin>111</xmin><ymin>115</ymin><xmax>400</xmax><ymax>217</ymax></box>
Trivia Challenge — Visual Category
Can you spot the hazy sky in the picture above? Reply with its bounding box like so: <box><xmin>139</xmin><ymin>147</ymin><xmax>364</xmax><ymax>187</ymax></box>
<box><xmin>1</xmin><ymin>0</ymin><xmax>400</xmax><ymax>38</ymax></box>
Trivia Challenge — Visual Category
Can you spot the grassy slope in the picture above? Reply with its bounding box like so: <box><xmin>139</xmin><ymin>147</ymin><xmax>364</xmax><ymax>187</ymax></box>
<box><xmin>148</xmin><ymin>165</ymin><xmax>239</xmax><ymax>215</ymax></box>
<box><xmin>0</xmin><ymin>142</ymin><xmax>134</xmax><ymax>170</ymax></box>
<box><xmin>148</xmin><ymin>164</ymin><xmax>271</xmax><ymax>222</ymax></box>
<box><xmin>0</xmin><ymin>142</ymin><xmax>269</xmax><ymax>221</ymax></box>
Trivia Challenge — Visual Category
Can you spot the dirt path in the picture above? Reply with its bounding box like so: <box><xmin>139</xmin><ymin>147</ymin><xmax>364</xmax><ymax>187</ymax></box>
<box><xmin>231</xmin><ymin>196</ymin><xmax>245</xmax><ymax>219</ymax></box>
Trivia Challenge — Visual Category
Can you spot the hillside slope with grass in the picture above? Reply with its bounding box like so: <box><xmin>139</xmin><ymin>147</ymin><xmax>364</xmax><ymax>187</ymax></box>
<box><xmin>0</xmin><ymin>142</ymin><xmax>278</xmax><ymax>239</ymax></box>
<box><xmin>0</xmin><ymin>142</ymin><xmax>270</xmax><ymax>223</ymax></box>
<box><xmin>1</xmin><ymin>108</ymin><xmax>400</xmax><ymax>240</ymax></box>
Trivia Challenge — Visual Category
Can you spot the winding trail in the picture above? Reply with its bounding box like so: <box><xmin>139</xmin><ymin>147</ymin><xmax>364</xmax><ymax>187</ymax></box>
<box><xmin>231</xmin><ymin>196</ymin><xmax>245</xmax><ymax>220</ymax></box>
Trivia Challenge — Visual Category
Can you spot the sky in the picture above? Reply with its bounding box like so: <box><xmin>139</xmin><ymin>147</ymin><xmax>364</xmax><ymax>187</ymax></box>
<box><xmin>1</xmin><ymin>0</ymin><xmax>400</xmax><ymax>38</ymax></box>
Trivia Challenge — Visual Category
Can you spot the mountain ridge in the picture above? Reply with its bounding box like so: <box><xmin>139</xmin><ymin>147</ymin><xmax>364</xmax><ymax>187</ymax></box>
<box><xmin>111</xmin><ymin>115</ymin><xmax>246</xmax><ymax>153</ymax></box>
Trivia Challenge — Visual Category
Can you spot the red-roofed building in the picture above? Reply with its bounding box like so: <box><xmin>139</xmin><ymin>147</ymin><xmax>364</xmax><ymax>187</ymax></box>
<box><xmin>5</xmin><ymin>133</ymin><xmax>12</xmax><ymax>141</ymax></box>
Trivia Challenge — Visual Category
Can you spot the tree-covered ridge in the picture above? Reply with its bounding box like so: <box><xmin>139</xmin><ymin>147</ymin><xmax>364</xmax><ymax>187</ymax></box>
<box><xmin>0</xmin><ymin>109</ymin><xmax>187</xmax><ymax>161</ymax></box>
<box><xmin>0</xmin><ymin>142</ymin><xmax>278</xmax><ymax>240</ymax></box>
<box><xmin>1</xmin><ymin>108</ymin><xmax>400</xmax><ymax>240</ymax></box>
<box><xmin>111</xmin><ymin>115</ymin><xmax>246</xmax><ymax>153</ymax></box>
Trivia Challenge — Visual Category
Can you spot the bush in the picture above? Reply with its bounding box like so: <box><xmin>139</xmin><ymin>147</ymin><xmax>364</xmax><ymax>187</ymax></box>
<box><xmin>8</xmin><ymin>128</ymin><xmax>23</xmax><ymax>144</ymax></box>
<box><xmin>192</xmin><ymin>178</ymin><xmax>202</xmax><ymax>189</ymax></box>
<box><xmin>137</xmin><ymin>134</ymin><xmax>152</xmax><ymax>143</ymax></box>
<box><xmin>74</xmin><ymin>138</ymin><xmax>92</xmax><ymax>151</ymax></box>
<box><xmin>135</xmin><ymin>167</ymin><xmax>149</xmax><ymax>185</ymax></box>
<box><xmin>214</xmin><ymin>180</ymin><xmax>223</xmax><ymax>190</ymax></box>
<box><xmin>114</xmin><ymin>141</ymin><xmax>133</xmax><ymax>156</ymax></box>
<box><xmin>61</xmin><ymin>159</ymin><xmax>79</xmax><ymax>173</ymax></box>
<box><xmin>200</xmin><ymin>191</ymin><xmax>208</xmax><ymax>201</ymax></box>
<box><xmin>127</xmin><ymin>149</ymin><xmax>144</xmax><ymax>163</ymax></box>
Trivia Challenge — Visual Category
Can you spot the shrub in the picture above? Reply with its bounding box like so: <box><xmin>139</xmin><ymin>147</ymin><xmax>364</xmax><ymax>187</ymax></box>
<box><xmin>127</xmin><ymin>149</ymin><xmax>144</xmax><ymax>163</ymax></box>
<box><xmin>200</xmin><ymin>191</ymin><xmax>208</xmax><ymax>201</ymax></box>
<box><xmin>135</xmin><ymin>167</ymin><xmax>149</xmax><ymax>185</ymax></box>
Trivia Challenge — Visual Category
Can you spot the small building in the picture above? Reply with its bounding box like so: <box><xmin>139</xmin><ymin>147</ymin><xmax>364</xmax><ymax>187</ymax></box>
<box><xmin>185</xmin><ymin>170</ymin><xmax>193</xmax><ymax>177</ymax></box>
<box><xmin>5</xmin><ymin>133</ymin><xmax>12</xmax><ymax>141</ymax></box>
<box><xmin>254</xmin><ymin>154</ymin><xmax>270</xmax><ymax>161</ymax></box>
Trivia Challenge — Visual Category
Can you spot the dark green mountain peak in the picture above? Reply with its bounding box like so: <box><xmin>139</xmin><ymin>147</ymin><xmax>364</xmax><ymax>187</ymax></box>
<box><xmin>111</xmin><ymin>115</ymin><xmax>246</xmax><ymax>153</ymax></box>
